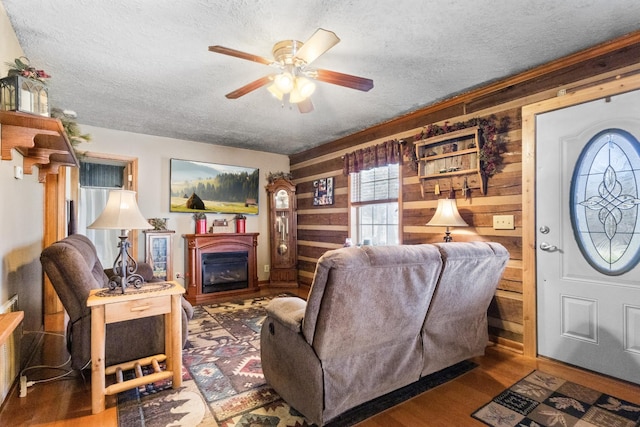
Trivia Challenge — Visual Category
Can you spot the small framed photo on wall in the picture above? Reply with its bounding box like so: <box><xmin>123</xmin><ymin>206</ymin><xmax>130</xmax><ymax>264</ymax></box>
<box><xmin>313</xmin><ymin>177</ymin><xmax>334</xmax><ymax>206</ymax></box>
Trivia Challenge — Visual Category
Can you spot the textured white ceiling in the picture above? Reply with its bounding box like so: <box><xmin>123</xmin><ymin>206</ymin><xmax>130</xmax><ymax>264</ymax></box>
<box><xmin>3</xmin><ymin>0</ymin><xmax>640</xmax><ymax>155</ymax></box>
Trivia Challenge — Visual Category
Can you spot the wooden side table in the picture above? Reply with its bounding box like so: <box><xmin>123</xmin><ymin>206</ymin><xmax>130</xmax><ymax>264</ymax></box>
<box><xmin>86</xmin><ymin>281</ymin><xmax>184</xmax><ymax>414</ymax></box>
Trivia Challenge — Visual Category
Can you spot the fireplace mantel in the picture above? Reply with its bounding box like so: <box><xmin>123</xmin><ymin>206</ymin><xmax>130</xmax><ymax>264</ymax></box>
<box><xmin>183</xmin><ymin>233</ymin><xmax>259</xmax><ymax>305</ymax></box>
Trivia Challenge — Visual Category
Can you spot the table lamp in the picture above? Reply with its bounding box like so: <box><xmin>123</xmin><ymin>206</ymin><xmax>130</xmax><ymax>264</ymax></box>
<box><xmin>426</xmin><ymin>190</ymin><xmax>468</xmax><ymax>242</ymax></box>
<box><xmin>87</xmin><ymin>189</ymin><xmax>152</xmax><ymax>293</ymax></box>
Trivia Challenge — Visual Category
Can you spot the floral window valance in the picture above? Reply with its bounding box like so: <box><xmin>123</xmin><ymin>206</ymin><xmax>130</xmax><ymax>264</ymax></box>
<box><xmin>342</xmin><ymin>139</ymin><xmax>403</xmax><ymax>175</ymax></box>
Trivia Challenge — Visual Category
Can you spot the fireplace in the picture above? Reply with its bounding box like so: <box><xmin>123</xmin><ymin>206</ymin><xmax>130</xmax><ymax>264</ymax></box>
<box><xmin>183</xmin><ymin>233</ymin><xmax>259</xmax><ymax>305</ymax></box>
<box><xmin>202</xmin><ymin>251</ymin><xmax>248</xmax><ymax>293</ymax></box>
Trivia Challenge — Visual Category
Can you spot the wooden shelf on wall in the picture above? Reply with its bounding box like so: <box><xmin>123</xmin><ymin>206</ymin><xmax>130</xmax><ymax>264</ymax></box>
<box><xmin>0</xmin><ymin>111</ymin><xmax>78</xmax><ymax>182</ymax></box>
<box><xmin>415</xmin><ymin>126</ymin><xmax>484</xmax><ymax>195</ymax></box>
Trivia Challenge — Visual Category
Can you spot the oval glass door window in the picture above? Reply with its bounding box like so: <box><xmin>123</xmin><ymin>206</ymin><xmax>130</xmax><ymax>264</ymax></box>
<box><xmin>570</xmin><ymin>128</ymin><xmax>640</xmax><ymax>276</ymax></box>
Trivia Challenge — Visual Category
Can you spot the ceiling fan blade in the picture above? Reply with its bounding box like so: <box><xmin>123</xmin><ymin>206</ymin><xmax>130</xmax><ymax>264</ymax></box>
<box><xmin>225</xmin><ymin>75</ymin><xmax>273</xmax><ymax>99</ymax></box>
<box><xmin>295</xmin><ymin>28</ymin><xmax>340</xmax><ymax>65</ymax></box>
<box><xmin>314</xmin><ymin>69</ymin><xmax>374</xmax><ymax>92</ymax></box>
<box><xmin>297</xmin><ymin>97</ymin><xmax>314</xmax><ymax>114</ymax></box>
<box><xmin>209</xmin><ymin>45</ymin><xmax>273</xmax><ymax>66</ymax></box>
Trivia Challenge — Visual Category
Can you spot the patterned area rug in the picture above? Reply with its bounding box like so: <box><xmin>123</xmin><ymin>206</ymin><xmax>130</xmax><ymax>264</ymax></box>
<box><xmin>472</xmin><ymin>370</ymin><xmax>640</xmax><ymax>427</ymax></box>
<box><xmin>117</xmin><ymin>294</ymin><xmax>477</xmax><ymax>427</ymax></box>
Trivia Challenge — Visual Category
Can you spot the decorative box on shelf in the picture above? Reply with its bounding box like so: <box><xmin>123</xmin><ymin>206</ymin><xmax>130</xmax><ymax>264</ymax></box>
<box><xmin>0</xmin><ymin>75</ymin><xmax>50</xmax><ymax>117</ymax></box>
<box><xmin>209</xmin><ymin>219</ymin><xmax>233</xmax><ymax>233</ymax></box>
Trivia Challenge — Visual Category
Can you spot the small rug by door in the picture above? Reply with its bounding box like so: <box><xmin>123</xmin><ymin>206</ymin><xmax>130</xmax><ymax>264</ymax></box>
<box><xmin>117</xmin><ymin>294</ymin><xmax>477</xmax><ymax>427</ymax></box>
<box><xmin>472</xmin><ymin>370</ymin><xmax>640</xmax><ymax>427</ymax></box>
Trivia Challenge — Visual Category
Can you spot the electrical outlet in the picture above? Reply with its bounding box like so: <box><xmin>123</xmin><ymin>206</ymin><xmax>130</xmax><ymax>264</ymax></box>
<box><xmin>264</xmin><ymin>264</ymin><xmax>270</xmax><ymax>273</ymax></box>
<box><xmin>493</xmin><ymin>215</ymin><xmax>515</xmax><ymax>230</ymax></box>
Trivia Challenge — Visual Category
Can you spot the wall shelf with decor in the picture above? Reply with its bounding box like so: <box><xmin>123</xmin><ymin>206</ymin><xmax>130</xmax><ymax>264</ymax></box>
<box><xmin>414</xmin><ymin>126</ymin><xmax>484</xmax><ymax>195</ymax></box>
<box><xmin>0</xmin><ymin>111</ymin><xmax>78</xmax><ymax>182</ymax></box>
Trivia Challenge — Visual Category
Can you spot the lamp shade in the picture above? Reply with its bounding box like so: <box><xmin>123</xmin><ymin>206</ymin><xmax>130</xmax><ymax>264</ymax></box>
<box><xmin>290</xmin><ymin>77</ymin><xmax>316</xmax><ymax>103</ymax></box>
<box><xmin>267</xmin><ymin>83</ymin><xmax>284</xmax><ymax>100</ymax></box>
<box><xmin>274</xmin><ymin>72</ymin><xmax>295</xmax><ymax>94</ymax></box>
<box><xmin>426</xmin><ymin>198</ymin><xmax>468</xmax><ymax>227</ymax></box>
<box><xmin>87</xmin><ymin>189</ymin><xmax>153</xmax><ymax>230</ymax></box>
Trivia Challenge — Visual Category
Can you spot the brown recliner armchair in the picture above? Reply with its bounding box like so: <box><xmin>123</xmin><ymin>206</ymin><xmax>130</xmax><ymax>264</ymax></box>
<box><xmin>40</xmin><ymin>234</ymin><xmax>194</xmax><ymax>370</ymax></box>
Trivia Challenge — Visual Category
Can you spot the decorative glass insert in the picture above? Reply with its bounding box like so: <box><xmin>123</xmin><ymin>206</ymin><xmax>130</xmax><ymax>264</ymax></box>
<box><xmin>570</xmin><ymin>128</ymin><xmax>640</xmax><ymax>276</ymax></box>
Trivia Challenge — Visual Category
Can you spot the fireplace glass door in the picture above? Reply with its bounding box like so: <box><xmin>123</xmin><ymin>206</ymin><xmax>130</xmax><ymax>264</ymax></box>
<box><xmin>201</xmin><ymin>251</ymin><xmax>249</xmax><ymax>293</ymax></box>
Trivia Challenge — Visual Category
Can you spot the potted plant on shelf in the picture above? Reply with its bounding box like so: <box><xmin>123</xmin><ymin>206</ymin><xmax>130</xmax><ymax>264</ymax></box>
<box><xmin>193</xmin><ymin>212</ymin><xmax>207</xmax><ymax>234</ymax></box>
<box><xmin>51</xmin><ymin>108</ymin><xmax>92</xmax><ymax>150</ymax></box>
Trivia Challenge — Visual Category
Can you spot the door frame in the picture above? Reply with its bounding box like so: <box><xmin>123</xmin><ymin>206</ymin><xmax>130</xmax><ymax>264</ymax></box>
<box><xmin>71</xmin><ymin>151</ymin><xmax>141</xmax><ymax>257</ymax></box>
<box><xmin>521</xmin><ymin>73</ymin><xmax>640</xmax><ymax>358</ymax></box>
<box><xmin>43</xmin><ymin>151</ymin><xmax>139</xmax><ymax>319</ymax></box>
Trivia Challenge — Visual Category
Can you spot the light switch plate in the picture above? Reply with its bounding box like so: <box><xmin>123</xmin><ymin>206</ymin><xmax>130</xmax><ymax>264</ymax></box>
<box><xmin>14</xmin><ymin>165</ymin><xmax>23</xmax><ymax>180</ymax></box>
<box><xmin>493</xmin><ymin>215</ymin><xmax>514</xmax><ymax>230</ymax></box>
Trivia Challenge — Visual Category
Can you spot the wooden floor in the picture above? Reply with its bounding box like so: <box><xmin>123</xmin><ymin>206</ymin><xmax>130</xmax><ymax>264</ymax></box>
<box><xmin>2</xmin><ymin>287</ymin><xmax>639</xmax><ymax>427</ymax></box>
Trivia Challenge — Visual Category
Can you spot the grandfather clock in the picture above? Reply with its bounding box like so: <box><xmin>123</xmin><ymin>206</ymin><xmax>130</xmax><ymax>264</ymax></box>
<box><xmin>266</xmin><ymin>178</ymin><xmax>298</xmax><ymax>285</ymax></box>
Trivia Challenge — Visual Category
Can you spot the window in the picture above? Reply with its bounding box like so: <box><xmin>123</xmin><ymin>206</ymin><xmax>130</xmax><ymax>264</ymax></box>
<box><xmin>350</xmin><ymin>163</ymin><xmax>400</xmax><ymax>245</ymax></box>
<box><xmin>80</xmin><ymin>161</ymin><xmax>125</xmax><ymax>187</ymax></box>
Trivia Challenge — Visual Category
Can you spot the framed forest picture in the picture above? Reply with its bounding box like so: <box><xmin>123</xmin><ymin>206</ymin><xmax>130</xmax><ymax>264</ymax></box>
<box><xmin>170</xmin><ymin>159</ymin><xmax>259</xmax><ymax>215</ymax></box>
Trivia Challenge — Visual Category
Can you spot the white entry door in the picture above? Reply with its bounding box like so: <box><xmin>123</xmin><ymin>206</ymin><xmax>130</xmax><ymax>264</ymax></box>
<box><xmin>536</xmin><ymin>88</ymin><xmax>640</xmax><ymax>384</ymax></box>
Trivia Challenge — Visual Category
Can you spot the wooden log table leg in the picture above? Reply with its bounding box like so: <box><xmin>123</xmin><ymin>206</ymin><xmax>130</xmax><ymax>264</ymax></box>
<box><xmin>90</xmin><ymin>305</ymin><xmax>106</xmax><ymax>414</ymax></box>
<box><xmin>170</xmin><ymin>294</ymin><xmax>182</xmax><ymax>388</ymax></box>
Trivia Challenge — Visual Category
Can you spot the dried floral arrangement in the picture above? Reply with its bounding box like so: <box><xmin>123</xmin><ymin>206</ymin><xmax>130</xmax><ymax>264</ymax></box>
<box><xmin>267</xmin><ymin>171</ymin><xmax>293</xmax><ymax>183</ymax></box>
<box><xmin>5</xmin><ymin>56</ymin><xmax>50</xmax><ymax>82</ymax></box>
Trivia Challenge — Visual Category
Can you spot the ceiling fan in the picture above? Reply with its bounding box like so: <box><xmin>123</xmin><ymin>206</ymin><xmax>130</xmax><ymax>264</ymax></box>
<box><xmin>209</xmin><ymin>28</ymin><xmax>374</xmax><ymax>113</ymax></box>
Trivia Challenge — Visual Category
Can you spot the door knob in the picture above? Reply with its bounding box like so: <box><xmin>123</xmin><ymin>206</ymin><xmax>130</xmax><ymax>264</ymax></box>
<box><xmin>539</xmin><ymin>242</ymin><xmax>558</xmax><ymax>251</ymax></box>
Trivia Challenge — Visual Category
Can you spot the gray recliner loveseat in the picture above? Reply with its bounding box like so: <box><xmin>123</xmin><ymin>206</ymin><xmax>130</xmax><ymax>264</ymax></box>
<box><xmin>261</xmin><ymin>241</ymin><xmax>509</xmax><ymax>425</ymax></box>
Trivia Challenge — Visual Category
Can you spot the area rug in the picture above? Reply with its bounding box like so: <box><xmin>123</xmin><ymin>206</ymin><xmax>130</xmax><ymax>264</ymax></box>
<box><xmin>117</xmin><ymin>294</ymin><xmax>477</xmax><ymax>427</ymax></box>
<box><xmin>472</xmin><ymin>370</ymin><xmax>640</xmax><ymax>427</ymax></box>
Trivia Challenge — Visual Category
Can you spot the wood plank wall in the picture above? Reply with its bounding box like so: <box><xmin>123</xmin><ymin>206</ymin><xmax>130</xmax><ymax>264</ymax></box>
<box><xmin>289</xmin><ymin>31</ymin><xmax>640</xmax><ymax>352</ymax></box>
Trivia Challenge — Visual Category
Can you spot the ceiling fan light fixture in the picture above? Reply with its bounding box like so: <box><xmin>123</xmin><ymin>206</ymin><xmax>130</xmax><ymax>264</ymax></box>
<box><xmin>209</xmin><ymin>28</ymin><xmax>373</xmax><ymax>112</ymax></box>
<box><xmin>274</xmin><ymin>71</ymin><xmax>294</xmax><ymax>93</ymax></box>
<box><xmin>267</xmin><ymin>83</ymin><xmax>284</xmax><ymax>100</ymax></box>
<box><xmin>296</xmin><ymin>77</ymin><xmax>316</xmax><ymax>99</ymax></box>
<box><xmin>288</xmin><ymin>87</ymin><xmax>304</xmax><ymax>104</ymax></box>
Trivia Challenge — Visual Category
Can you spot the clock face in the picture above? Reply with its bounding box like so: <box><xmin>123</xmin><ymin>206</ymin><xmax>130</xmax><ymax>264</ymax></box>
<box><xmin>275</xmin><ymin>189</ymin><xmax>289</xmax><ymax>209</ymax></box>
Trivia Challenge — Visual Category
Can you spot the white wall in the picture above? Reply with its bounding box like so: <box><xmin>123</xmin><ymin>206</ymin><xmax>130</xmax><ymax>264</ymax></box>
<box><xmin>0</xmin><ymin>1</ymin><xmax>45</xmax><ymax>334</ymax></box>
<box><xmin>78</xmin><ymin>125</ymin><xmax>290</xmax><ymax>283</ymax></box>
